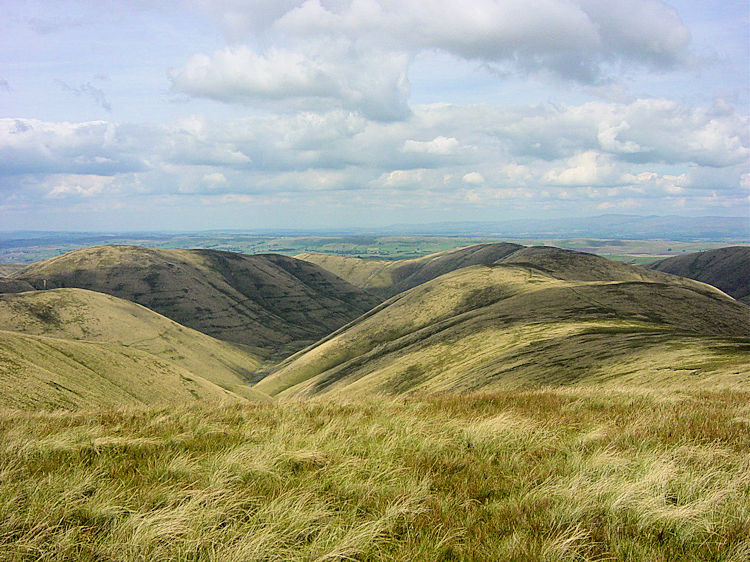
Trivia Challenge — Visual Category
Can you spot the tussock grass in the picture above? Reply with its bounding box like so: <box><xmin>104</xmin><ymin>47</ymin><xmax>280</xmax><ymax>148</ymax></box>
<box><xmin>1</xmin><ymin>389</ymin><xmax>748</xmax><ymax>560</ymax></box>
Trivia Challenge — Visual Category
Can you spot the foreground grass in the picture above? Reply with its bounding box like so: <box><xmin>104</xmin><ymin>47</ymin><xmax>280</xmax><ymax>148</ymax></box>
<box><xmin>1</xmin><ymin>389</ymin><xmax>748</xmax><ymax>560</ymax></box>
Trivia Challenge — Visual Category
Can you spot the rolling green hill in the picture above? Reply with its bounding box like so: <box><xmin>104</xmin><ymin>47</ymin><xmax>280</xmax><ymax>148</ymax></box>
<box><xmin>298</xmin><ymin>242</ymin><xmax>522</xmax><ymax>298</ymax></box>
<box><xmin>648</xmin><ymin>246</ymin><xmax>750</xmax><ymax>304</ymax></box>
<box><xmin>256</xmin><ymin>248</ymin><xmax>750</xmax><ymax>398</ymax></box>
<box><xmin>14</xmin><ymin>245</ymin><xmax>380</xmax><ymax>358</ymax></box>
<box><xmin>0</xmin><ymin>288</ymin><xmax>270</xmax><ymax>409</ymax></box>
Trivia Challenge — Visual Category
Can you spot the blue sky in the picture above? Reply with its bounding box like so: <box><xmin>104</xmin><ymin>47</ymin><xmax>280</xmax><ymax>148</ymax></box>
<box><xmin>1</xmin><ymin>0</ymin><xmax>748</xmax><ymax>230</ymax></box>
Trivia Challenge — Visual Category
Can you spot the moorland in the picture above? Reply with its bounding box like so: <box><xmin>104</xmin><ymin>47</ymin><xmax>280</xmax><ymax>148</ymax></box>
<box><xmin>0</xmin><ymin>236</ymin><xmax>748</xmax><ymax>560</ymax></box>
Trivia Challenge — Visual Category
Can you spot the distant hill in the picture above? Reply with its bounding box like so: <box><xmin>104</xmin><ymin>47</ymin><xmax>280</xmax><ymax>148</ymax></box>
<box><xmin>299</xmin><ymin>242</ymin><xmax>684</xmax><ymax>298</ymax></box>
<box><xmin>0</xmin><ymin>288</ymin><xmax>270</xmax><ymax>409</ymax></box>
<box><xmin>299</xmin><ymin>243</ymin><xmax>522</xmax><ymax>298</ymax></box>
<box><xmin>256</xmin><ymin>247</ymin><xmax>749</xmax><ymax>398</ymax></box>
<box><xmin>13</xmin><ymin>245</ymin><xmax>380</xmax><ymax>358</ymax></box>
<box><xmin>647</xmin><ymin>247</ymin><xmax>750</xmax><ymax>305</ymax></box>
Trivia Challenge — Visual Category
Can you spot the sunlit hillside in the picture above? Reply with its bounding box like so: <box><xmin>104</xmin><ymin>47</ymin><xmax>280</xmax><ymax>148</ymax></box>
<box><xmin>0</xmin><ymin>288</ymin><xmax>269</xmax><ymax>409</ymax></box>
<box><xmin>1</xmin><ymin>389</ymin><xmax>748</xmax><ymax>560</ymax></box>
<box><xmin>258</xmin><ymin>248</ymin><xmax>750</xmax><ymax>398</ymax></box>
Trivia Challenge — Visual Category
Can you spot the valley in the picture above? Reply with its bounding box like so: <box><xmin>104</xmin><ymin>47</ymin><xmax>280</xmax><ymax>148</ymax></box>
<box><xmin>0</xmin><ymin>238</ymin><xmax>747</xmax><ymax>560</ymax></box>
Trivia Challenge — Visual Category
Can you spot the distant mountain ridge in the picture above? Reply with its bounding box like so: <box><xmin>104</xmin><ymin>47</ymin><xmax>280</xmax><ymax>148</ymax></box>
<box><xmin>381</xmin><ymin>215</ymin><xmax>749</xmax><ymax>240</ymax></box>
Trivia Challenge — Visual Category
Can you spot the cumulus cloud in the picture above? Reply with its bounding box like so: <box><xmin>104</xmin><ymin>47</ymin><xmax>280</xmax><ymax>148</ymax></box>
<box><xmin>544</xmin><ymin>151</ymin><xmax>616</xmax><ymax>186</ymax></box>
<box><xmin>0</xmin><ymin>118</ymin><xmax>146</xmax><ymax>176</ymax></box>
<box><xmin>173</xmin><ymin>1</ymin><xmax>693</xmax><ymax>119</ymax></box>
<box><xmin>403</xmin><ymin>136</ymin><xmax>459</xmax><ymax>155</ymax></box>
<box><xmin>2</xmin><ymin>95</ymin><xmax>747</xmax><ymax>214</ymax></box>
<box><xmin>44</xmin><ymin>174</ymin><xmax>115</xmax><ymax>198</ymax></box>
<box><xmin>462</xmin><ymin>172</ymin><xmax>485</xmax><ymax>185</ymax></box>
<box><xmin>170</xmin><ymin>44</ymin><xmax>411</xmax><ymax>120</ymax></box>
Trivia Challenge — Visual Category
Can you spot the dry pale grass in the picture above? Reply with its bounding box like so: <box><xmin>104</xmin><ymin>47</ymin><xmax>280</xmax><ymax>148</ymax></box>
<box><xmin>0</xmin><ymin>388</ymin><xmax>747</xmax><ymax>560</ymax></box>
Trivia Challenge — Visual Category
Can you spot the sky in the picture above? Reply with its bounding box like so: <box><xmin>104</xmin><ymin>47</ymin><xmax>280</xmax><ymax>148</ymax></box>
<box><xmin>0</xmin><ymin>0</ymin><xmax>748</xmax><ymax>231</ymax></box>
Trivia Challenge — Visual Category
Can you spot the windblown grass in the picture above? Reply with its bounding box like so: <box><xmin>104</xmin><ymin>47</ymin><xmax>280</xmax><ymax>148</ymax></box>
<box><xmin>1</xmin><ymin>388</ymin><xmax>747</xmax><ymax>560</ymax></box>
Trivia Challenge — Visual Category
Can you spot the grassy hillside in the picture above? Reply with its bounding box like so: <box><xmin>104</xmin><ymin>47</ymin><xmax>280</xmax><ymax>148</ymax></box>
<box><xmin>257</xmin><ymin>248</ymin><xmax>750</xmax><ymax>398</ymax></box>
<box><xmin>297</xmin><ymin>242</ymin><xmax>691</xmax><ymax>299</ymax></box>
<box><xmin>0</xmin><ymin>264</ymin><xmax>24</xmax><ymax>276</ymax></box>
<box><xmin>648</xmin><ymin>246</ymin><xmax>750</xmax><ymax>305</ymax></box>
<box><xmin>298</xmin><ymin>242</ymin><xmax>522</xmax><ymax>298</ymax></box>
<box><xmin>0</xmin><ymin>289</ymin><xmax>268</xmax><ymax>406</ymax></box>
<box><xmin>14</xmin><ymin>245</ymin><xmax>380</xmax><ymax>358</ymax></box>
<box><xmin>0</xmin><ymin>330</ymin><xmax>245</xmax><ymax>410</ymax></box>
<box><xmin>1</xmin><ymin>389</ymin><xmax>747</xmax><ymax>560</ymax></box>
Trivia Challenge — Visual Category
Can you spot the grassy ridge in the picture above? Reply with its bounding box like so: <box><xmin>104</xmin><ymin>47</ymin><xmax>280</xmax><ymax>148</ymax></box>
<box><xmin>257</xmin><ymin>258</ymin><xmax>750</xmax><ymax>398</ymax></box>
<box><xmin>298</xmin><ymin>242</ymin><xmax>522</xmax><ymax>298</ymax></box>
<box><xmin>0</xmin><ymin>289</ymin><xmax>270</xmax><ymax>407</ymax></box>
<box><xmin>14</xmin><ymin>245</ymin><xmax>380</xmax><ymax>358</ymax></box>
<box><xmin>1</xmin><ymin>389</ymin><xmax>747</xmax><ymax>560</ymax></box>
<box><xmin>0</xmin><ymin>330</ymin><xmax>241</xmax><ymax>410</ymax></box>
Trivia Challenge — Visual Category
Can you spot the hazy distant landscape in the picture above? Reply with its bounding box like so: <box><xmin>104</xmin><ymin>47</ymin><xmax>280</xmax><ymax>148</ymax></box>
<box><xmin>0</xmin><ymin>213</ymin><xmax>747</xmax><ymax>264</ymax></box>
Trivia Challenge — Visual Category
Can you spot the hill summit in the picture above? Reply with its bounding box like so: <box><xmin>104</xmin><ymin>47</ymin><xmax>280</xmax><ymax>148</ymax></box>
<box><xmin>14</xmin><ymin>245</ymin><xmax>381</xmax><ymax>358</ymax></box>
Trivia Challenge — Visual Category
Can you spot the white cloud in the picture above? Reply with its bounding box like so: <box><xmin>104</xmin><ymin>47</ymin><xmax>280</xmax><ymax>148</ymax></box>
<box><xmin>0</xmin><ymin>118</ymin><xmax>146</xmax><ymax>176</ymax></box>
<box><xmin>379</xmin><ymin>169</ymin><xmax>427</xmax><ymax>188</ymax></box>
<box><xmin>44</xmin><ymin>174</ymin><xmax>115</xmax><ymax>198</ymax></box>
<box><xmin>597</xmin><ymin>121</ymin><xmax>640</xmax><ymax>153</ymax></box>
<box><xmin>202</xmin><ymin>172</ymin><xmax>227</xmax><ymax>186</ymax></box>
<box><xmin>543</xmin><ymin>151</ymin><xmax>616</xmax><ymax>186</ymax></box>
<box><xmin>462</xmin><ymin>172</ymin><xmax>484</xmax><ymax>185</ymax></box>
<box><xmin>170</xmin><ymin>44</ymin><xmax>411</xmax><ymax>121</ymax></box>
<box><xmin>2</xmin><ymin>96</ymin><xmax>747</xmax><ymax>215</ymax></box>
<box><xmin>174</xmin><ymin>1</ymin><xmax>693</xmax><ymax>118</ymax></box>
<box><xmin>403</xmin><ymin>136</ymin><xmax>459</xmax><ymax>155</ymax></box>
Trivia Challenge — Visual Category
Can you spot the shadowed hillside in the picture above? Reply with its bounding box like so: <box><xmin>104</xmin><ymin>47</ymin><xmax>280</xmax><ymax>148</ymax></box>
<box><xmin>257</xmin><ymin>248</ymin><xmax>750</xmax><ymax>398</ymax></box>
<box><xmin>298</xmin><ymin>242</ymin><xmax>522</xmax><ymax>298</ymax></box>
<box><xmin>0</xmin><ymin>278</ymin><xmax>34</xmax><ymax>293</ymax></box>
<box><xmin>0</xmin><ymin>288</ymin><xmax>269</xmax><ymax>407</ymax></box>
<box><xmin>14</xmin><ymin>246</ymin><xmax>380</xmax><ymax>358</ymax></box>
<box><xmin>648</xmin><ymin>246</ymin><xmax>750</xmax><ymax>304</ymax></box>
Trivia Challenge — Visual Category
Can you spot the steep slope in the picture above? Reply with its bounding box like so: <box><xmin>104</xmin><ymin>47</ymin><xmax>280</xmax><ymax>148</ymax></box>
<box><xmin>256</xmin><ymin>249</ymin><xmax>750</xmax><ymax>398</ymax></box>
<box><xmin>647</xmin><ymin>246</ymin><xmax>750</xmax><ymax>304</ymax></box>
<box><xmin>298</xmin><ymin>242</ymin><xmax>522</xmax><ymax>298</ymax></box>
<box><xmin>0</xmin><ymin>330</ymin><xmax>241</xmax><ymax>410</ymax></box>
<box><xmin>0</xmin><ymin>278</ymin><xmax>34</xmax><ymax>293</ymax></box>
<box><xmin>0</xmin><ymin>288</ymin><xmax>268</xmax><ymax>403</ymax></box>
<box><xmin>14</xmin><ymin>246</ymin><xmax>380</xmax><ymax>358</ymax></box>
